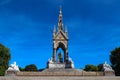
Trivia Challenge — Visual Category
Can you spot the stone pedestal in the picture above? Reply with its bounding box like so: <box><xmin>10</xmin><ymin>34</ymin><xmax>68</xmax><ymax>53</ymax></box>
<box><xmin>104</xmin><ymin>71</ymin><xmax>115</xmax><ymax>76</ymax></box>
<box><xmin>48</xmin><ymin>63</ymin><xmax>65</xmax><ymax>69</ymax></box>
<box><xmin>47</xmin><ymin>57</ymin><xmax>74</xmax><ymax>69</ymax></box>
<box><xmin>47</xmin><ymin>62</ymin><xmax>74</xmax><ymax>69</ymax></box>
<box><xmin>5</xmin><ymin>70</ymin><xmax>18</xmax><ymax>76</ymax></box>
<box><xmin>5</xmin><ymin>61</ymin><xmax>20</xmax><ymax>76</ymax></box>
<box><xmin>103</xmin><ymin>61</ymin><xmax>115</xmax><ymax>76</ymax></box>
<box><xmin>65</xmin><ymin>63</ymin><xmax>74</xmax><ymax>68</ymax></box>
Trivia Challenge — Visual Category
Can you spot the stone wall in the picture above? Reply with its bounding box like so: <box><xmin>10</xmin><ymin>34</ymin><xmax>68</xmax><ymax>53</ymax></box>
<box><xmin>0</xmin><ymin>76</ymin><xmax>120</xmax><ymax>80</ymax></box>
<box><xmin>16</xmin><ymin>71</ymin><xmax>104</xmax><ymax>76</ymax></box>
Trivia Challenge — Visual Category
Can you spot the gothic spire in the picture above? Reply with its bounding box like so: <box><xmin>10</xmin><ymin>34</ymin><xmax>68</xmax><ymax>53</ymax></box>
<box><xmin>65</xmin><ymin>25</ymin><xmax>68</xmax><ymax>35</ymax></box>
<box><xmin>65</xmin><ymin>25</ymin><xmax>67</xmax><ymax>32</ymax></box>
<box><xmin>53</xmin><ymin>25</ymin><xmax>56</xmax><ymax>37</ymax></box>
<box><xmin>53</xmin><ymin>25</ymin><xmax>56</xmax><ymax>33</ymax></box>
<box><xmin>58</xmin><ymin>6</ymin><xmax>63</xmax><ymax>31</ymax></box>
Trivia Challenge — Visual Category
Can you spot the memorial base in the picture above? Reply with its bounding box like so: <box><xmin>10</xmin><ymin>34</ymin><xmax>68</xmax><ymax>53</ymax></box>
<box><xmin>5</xmin><ymin>70</ymin><xmax>19</xmax><ymax>76</ymax></box>
<box><xmin>47</xmin><ymin>63</ymin><xmax>74</xmax><ymax>69</ymax></box>
<box><xmin>104</xmin><ymin>71</ymin><xmax>115</xmax><ymax>76</ymax></box>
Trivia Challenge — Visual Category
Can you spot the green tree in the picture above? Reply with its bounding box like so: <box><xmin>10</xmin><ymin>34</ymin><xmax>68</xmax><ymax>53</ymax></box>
<box><xmin>19</xmin><ymin>67</ymin><xmax>24</xmax><ymax>71</ymax></box>
<box><xmin>97</xmin><ymin>64</ymin><xmax>103</xmax><ymax>71</ymax></box>
<box><xmin>0</xmin><ymin>44</ymin><xmax>11</xmax><ymax>76</ymax></box>
<box><xmin>110</xmin><ymin>47</ymin><xmax>120</xmax><ymax>76</ymax></box>
<box><xmin>84</xmin><ymin>64</ymin><xmax>98</xmax><ymax>71</ymax></box>
<box><xmin>24</xmin><ymin>64</ymin><xmax>38</xmax><ymax>71</ymax></box>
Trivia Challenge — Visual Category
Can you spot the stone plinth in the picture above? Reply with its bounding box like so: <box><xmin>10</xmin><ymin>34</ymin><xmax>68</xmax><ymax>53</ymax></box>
<box><xmin>104</xmin><ymin>71</ymin><xmax>115</xmax><ymax>76</ymax></box>
<box><xmin>5</xmin><ymin>70</ymin><xmax>18</xmax><ymax>76</ymax></box>
<box><xmin>65</xmin><ymin>63</ymin><xmax>74</xmax><ymax>68</ymax></box>
<box><xmin>48</xmin><ymin>63</ymin><xmax>65</xmax><ymax>69</ymax></box>
<box><xmin>47</xmin><ymin>62</ymin><xmax>74</xmax><ymax>69</ymax></box>
<box><xmin>5</xmin><ymin>61</ymin><xmax>20</xmax><ymax>76</ymax></box>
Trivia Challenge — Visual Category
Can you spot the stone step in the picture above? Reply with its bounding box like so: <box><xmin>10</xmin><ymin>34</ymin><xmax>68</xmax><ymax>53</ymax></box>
<box><xmin>42</xmin><ymin>68</ymin><xmax>82</xmax><ymax>73</ymax></box>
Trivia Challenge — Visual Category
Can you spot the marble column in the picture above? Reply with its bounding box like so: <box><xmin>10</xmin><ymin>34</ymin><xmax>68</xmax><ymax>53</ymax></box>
<box><xmin>53</xmin><ymin>48</ymin><xmax>56</xmax><ymax>63</ymax></box>
<box><xmin>65</xmin><ymin>49</ymin><xmax>68</xmax><ymax>63</ymax></box>
<box><xmin>63</xmin><ymin>51</ymin><xmax>65</xmax><ymax>63</ymax></box>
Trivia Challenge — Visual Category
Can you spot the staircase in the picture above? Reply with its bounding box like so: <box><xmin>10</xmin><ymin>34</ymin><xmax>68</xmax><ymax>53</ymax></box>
<box><xmin>42</xmin><ymin>68</ymin><xmax>83</xmax><ymax>73</ymax></box>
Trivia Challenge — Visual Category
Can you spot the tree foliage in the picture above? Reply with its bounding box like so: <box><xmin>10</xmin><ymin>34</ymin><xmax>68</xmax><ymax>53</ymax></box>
<box><xmin>24</xmin><ymin>64</ymin><xmax>38</xmax><ymax>71</ymax></box>
<box><xmin>110</xmin><ymin>47</ymin><xmax>120</xmax><ymax>76</ymax></box>
<box><xmin>0</xmin><ymin>44</ymin><xmax>11</xmax><ymax>76</ymax></box>
<box><xmin>84</xmin><ymin>64</ymin><xmax>98</xmax><ymax>71</ymax></box>
<box><xmin>97</xmin><ymin>64</ymin><xmax>103</xmax><ymax>71</ymax></box>
<box><xmin>19</xmin><ymin>67</ymin><xmax>24</xmax><ymax>71</ymax></box>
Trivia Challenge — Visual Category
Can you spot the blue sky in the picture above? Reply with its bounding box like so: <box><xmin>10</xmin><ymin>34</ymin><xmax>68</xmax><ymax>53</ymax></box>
<box><xmin>0</xmin><ymin>0</ymin><xmax>120</xmax><ymax>69</ymax></box>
